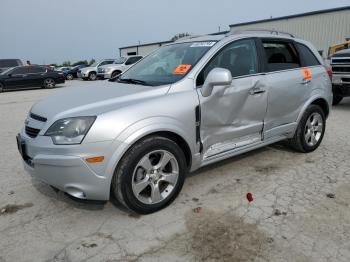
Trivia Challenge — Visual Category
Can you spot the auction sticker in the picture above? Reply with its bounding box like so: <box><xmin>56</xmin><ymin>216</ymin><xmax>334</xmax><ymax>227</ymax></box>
<box><xmin>190</xmin><ymin>42</ymin><xmax>216</xmax><ymax>47</ymax></box>
<box><xmin>173</xmin><ymin>64</ymin><xmax>192</xmax><ymax>75</ymax></box>
<box><xmin>302</xmin><ymin>68</ymin><xmax>312</xmax><ymax>81</ymax></box>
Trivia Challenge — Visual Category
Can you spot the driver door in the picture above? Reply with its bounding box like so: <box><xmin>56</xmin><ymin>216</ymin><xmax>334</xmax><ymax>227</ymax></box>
<box><xmin>196</xmin><ymin>38</ymin><xmax>268</xmax><ymax>159</ymax></box>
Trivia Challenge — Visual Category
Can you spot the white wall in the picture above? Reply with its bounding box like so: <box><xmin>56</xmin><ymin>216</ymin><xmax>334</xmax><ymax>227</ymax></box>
<box><xmin>120</xmin><ymin>43</ymin><xmax>162</xmax><ymax>57</ymax></box>
<box><xmin>230</xmin><ymin>10</ymin><xmax>350</xmax><ymax>57</ymax></box>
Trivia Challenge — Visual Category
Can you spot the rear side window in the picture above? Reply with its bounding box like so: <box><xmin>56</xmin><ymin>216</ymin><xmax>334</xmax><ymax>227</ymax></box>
<box><xmin>296</xmin><ymin>43</ymin><xmax>321</xmax><ymax>66</ymax></box>
<box><xmin>262</xmin><ymin>41</ymin><xmax>300</xmax><ymax>72</ymax></box>
<box><xmin>12</xmin><ymin>67</ymin><xmax>29</xmax><ymax>75</ymax></box>
<box><xmin>28</xmin><ymin>67</ymin><xmax>46</xmax><ymax>73</ymax></box>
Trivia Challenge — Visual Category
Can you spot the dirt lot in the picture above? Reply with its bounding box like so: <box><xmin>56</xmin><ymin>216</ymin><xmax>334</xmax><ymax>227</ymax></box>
<box><xmin>0</xmin><ymin>80</ymin><xmax>350</xmax><ymax>262</ymax></box>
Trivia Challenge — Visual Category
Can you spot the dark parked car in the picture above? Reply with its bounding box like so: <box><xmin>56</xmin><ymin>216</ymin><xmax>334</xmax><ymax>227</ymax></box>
<box><xmin>0</xmin><ymin>59</ymin><xmax>23</xmax><ymax>73</ymax></box>
<box><xmin>0</xmin><ymin>66</ymin><xmax>65</xmax><ymax>92</ymax></box>
<box><xmin>64</xmin><ymin>64</ymin><xmax>88</xmax><ymax>80</ymax></box>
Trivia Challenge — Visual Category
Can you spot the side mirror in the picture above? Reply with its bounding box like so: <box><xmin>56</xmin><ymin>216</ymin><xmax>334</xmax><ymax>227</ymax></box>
<box><xmin>201</xmin><ymin>68</ymin><xmax>232</xmax><ymax>97</ymax></box>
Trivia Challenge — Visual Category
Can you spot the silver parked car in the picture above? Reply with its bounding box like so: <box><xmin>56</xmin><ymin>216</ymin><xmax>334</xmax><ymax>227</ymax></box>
<box><xmin>97</xmin><ymin>56</ymin><xmax>143</xmax><ymax>79</ymax></box>
<box><xmin>18</xmin><ymin>31</ymin><xmax>332</xmax><ymax>214</ymax></box>
<box><xmin>77</xmin><ymin>59</ymin><xmax>115</xmax><ymax>81</ymax></box>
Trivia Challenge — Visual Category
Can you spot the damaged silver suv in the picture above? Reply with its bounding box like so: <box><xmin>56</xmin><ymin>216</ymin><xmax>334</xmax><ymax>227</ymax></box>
<box><xmin>18</xmin><ymin>31</ymin><xmax>332</xmax><ymax>214</ymax></box>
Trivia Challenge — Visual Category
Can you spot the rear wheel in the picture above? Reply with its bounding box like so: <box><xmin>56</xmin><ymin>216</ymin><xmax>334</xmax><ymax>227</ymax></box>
<box><xmin>288</xmin><ymin>105</ymin><xmax>325</xmax><ymax>153</ymax></box>
<box><xmin>66</xmin><ymin>74</ymin><xmax>74</xmax><ymax>80</ymax></box>
<box><xmin>111</xmin><ymin>136</ymin><xmax>187</xmax><ymax>214</ymax></box>
<box><xmin>43</xmin><ymin>78</ymin><xmax>56</xmax><ymax>89</ymax></box>
<box><xmin>332</xmin><ymin>95</ymin><xmax>343</xmax><ymax>106</ymax></box>
<box><xmin>88</xmin><ymin>72</ymin><xmax>97</xmax><ymax>81</ymax></box>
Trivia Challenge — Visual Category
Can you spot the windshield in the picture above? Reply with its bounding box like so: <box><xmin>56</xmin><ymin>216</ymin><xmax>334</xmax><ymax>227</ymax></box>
<box><xmin>113</xmin><ymin>57</ymin><xmax>126</xmax><ymax>64</ymax></box>
<box><xmin>118</xmin><ymin>41</ymin><xmax>216</xmax><ymax>86</ymax></box>
<box><xmin>90</xmin><ymin>61</ymin><xmax>99</xmax><ymax>67</ymax></box>
<box><xmin>0</xmin><ymin>67</ymin><xmax>14</xmax><ymax>75</ymax></box>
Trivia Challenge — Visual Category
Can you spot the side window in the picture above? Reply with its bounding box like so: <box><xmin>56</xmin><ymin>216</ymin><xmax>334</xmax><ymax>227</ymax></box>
<box><xmin>99</xmin><ymin>61</ymin><xmax>113</xmax><ymax>66</ymax></box>
<box><xmin>27</xmin><ymin>67</ymin><xmax>46</xmax><ymax>74</ymax></box>
<box><xmin>12</xmin><ymin>67</ymin><xmax>29</xmax><ymax>75</ymax></box>
<box><xmin>296</xmin><ymin>43</ymin><xmax>321</xmax><ymax>67</ymax></box>
<box><xmin>197</xmin><ymin>39</ymin><xmax>258</xmax><ymax>86</ymax></box>
<box><xmin>262</xmin><ymin>41</ymin><xmax>300</xmax><ymax>72</ymax></box>
<box><xmin>125</xmin><ymin>56</ymin><xmax>142</xmax><ymax>65</ymax></box>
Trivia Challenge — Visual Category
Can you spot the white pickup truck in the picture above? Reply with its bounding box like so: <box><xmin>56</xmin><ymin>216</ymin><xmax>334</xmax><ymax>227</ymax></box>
<box><xmin>331</xmin><ymin>49</ymin><xmax>350</xmax><ymax>105</ymax></box>
<box><xmin>97</xmin><ymin>56</ymin><xmax>143</xmax><ymax>79</ymax></box>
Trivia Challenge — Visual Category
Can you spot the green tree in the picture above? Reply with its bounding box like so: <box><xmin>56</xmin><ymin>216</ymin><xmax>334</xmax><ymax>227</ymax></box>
<box><xmin>170</xmin><ymin>33</ymin><xmax>191</xmax><ymax>41</ymax></box>
<box><xmin>88</xmin><ymin>59</ymin><xmax>96</xmax><ymax>65</ymax></box>
<box><xmin>62</xmin><ymin>61</ymin><xmax>71</xmax><ymax>66</ymax></box>
<box><xmin>72</xmin><ymin>60</ymin><xmax>88</xmax><ymax>66</ymax></box>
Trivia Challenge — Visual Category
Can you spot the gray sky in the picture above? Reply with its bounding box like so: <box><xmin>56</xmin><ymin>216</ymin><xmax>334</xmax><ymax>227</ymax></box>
<box><xmin>1</xmin><ymin>0</ymin><xmax>349</xmax><ymax>64</ymax></box>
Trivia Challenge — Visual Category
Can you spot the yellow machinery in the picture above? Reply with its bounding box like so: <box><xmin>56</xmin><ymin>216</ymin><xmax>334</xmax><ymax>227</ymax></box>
<box><xmin>328</xmin><ymin>39</ymin><xmax>350</xmax><ymax>57</ymax></box>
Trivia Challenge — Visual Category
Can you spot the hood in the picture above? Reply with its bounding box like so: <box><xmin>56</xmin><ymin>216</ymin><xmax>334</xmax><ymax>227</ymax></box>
<box><xmin>332</xmin><ymin>49</ymin><xmax>350</xmax><ymax>57</ymax></box>
<box><xmin>31</xmin><ymin>81</ymin><xmax>170</xmax><ymax>120</ymax></box>
<box><xmin>80</xmin><ymin>66</ymin><xmax>96</xmax><ymax>72</ymax></box>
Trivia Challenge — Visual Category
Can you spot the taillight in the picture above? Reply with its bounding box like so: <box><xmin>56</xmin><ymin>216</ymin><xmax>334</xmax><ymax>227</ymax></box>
<box><xmin>324</xmin><ymin>66</ymin><xmax>332</xmax><ymax>81</ymax></box>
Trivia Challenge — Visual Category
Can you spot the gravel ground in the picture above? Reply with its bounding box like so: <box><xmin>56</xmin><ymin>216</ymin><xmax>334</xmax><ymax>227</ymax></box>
<box><xmin>0</xmin><ymin>80</ymin><xmax>350</xmax><ymax>262</ymax></box>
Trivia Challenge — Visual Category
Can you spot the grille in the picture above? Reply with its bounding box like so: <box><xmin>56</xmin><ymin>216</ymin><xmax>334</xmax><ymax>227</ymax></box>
<box><xmin>25</xmin><ymin>126</ymin><xmax>40</xmax><ymax>138</ymax></box>
<box><xmin>30</xmin><ymin>113</ymin><xmax>47</xmax><ymax>122</ymax></box>
<box><xmin>332</xmin><ymin>58</ymin><xmax>350</xmax><ymax>64</ymax></box>
<box><xmin>332</xmin><ymin>66</ymin><xmax>350</xmax><ymax>73</ymax></box>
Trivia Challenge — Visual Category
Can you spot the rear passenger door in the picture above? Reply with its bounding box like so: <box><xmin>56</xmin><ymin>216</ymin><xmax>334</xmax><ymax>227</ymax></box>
<box><xmin>260</xmin><ymin>39</ymin><xmax>312</xmax><ymax>139</ymax></box>
<box><xmin>25</xmin><ymin>66</ymin><xmax>47</xmax><ymax>86</ymax></box>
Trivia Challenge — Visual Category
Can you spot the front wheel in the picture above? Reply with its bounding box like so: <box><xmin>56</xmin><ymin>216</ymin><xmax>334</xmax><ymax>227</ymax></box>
<box><xmin>288</xmin><ymin>105</ymin><xmax>326</xmax><ymax>153</ymax></box>
<box><xmin>88</xmin><ymin>72</ymin><xmax>97</xmax><ymax>81</ymax></box>
<box><xmin>332</xmin><ymin>95</ymin><xmax>343</xmax><ymax>106</ymax></box>
<box><xmin>66</xmin><ymin>73</ymin><xmax>74</xmax><ymax>80</ymax></box>
<box><xmin>43</xmin><ymin>78</ymin><xmax>56</xmax><ymax>89</ymax></box>
<box><xmin>111</xmin><ymin>136</ymin><xmax>187</xmax><ymax>214</ymax></box>
<box><xmin>111</xmin><ymin>71</ymin><xmax>121</xmax><ymax>78</ymax></box>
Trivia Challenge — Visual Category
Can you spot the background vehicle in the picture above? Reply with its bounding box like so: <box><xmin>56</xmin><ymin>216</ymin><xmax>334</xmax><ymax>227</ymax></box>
<box><xmin>0</xmin><ymin>65</ymin><xmax>65</xmax><ymax>92</ymax></box>
<box><xmin>56</xmin><ymin>66</ymin><xmax>72</xmax><ymax>72</ymax></box>
<box><xmin>0</xmin><ymin>59</ymin><xmax>23</xmax><ymax>73</ymax></box>
<box><xmin>78</xmin><ymin>59</ymin><xmax>115</xmax><ymax>80</ymax></box>
<box><xmin>64</xmin><ymin>64</ymin><xmax>88</xmax><ymax>80</ymax></box>
<box><xmin>97</xmin><ymin>56</ymin><xmax>143</xmax><ymax>79</ymax></box>
<box><xmin>328</xmin><ymin>39</ymin><xmax>350</xmax><ymax>57</ymax></box>
<box><xmin>330</xmin><ymin>49</ymin><xmax>350</xmax><ymax>105</ymax></box>
<box><xmin>19</xmin><ymin>31</ymin><xmax>332</xmax><ymax>214</ymax></box>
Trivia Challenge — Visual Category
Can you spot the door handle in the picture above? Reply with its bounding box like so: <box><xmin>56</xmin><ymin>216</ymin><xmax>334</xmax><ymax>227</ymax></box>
<box><xmin>301</xmin><ymin>78</ymin><xmax>311</xmax><ymax>85</ymax></box>
<box><xmin>249</xmin><ymin>87</ymin><xmax>266</xmax><ymax>95</ymax></box>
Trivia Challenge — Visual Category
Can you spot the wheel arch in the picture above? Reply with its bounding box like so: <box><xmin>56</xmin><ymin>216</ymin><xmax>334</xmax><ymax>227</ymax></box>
<box><xmin>297</xmin><ymin>96</ymin><xmax>330</xmax><ymax>124</ymax></box>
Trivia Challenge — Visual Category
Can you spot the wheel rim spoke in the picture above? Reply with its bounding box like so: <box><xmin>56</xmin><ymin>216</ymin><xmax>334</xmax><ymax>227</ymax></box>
<box><xmin>160</xmin><ymin>172</ymin><xmax>178</xmax><ymax>185</ymax></box>
<box><xmin>134</xmin><ymin>177</ymin><xmax>150</xmax><ymax>195</ymax></box>
<box><xmin>156</xmin><ymin>151</ymin><xmax>173</xmax><ymax>170</ymax></box>
<box><xmin>304</xmin><ymin>112</ymin><xmax>323</xmax><ymax>147</ymax></box>
<box><xmin>150</xmin><ymin>183</ymin><xmax>162</xmax><ymax>203</ymax></box>
<box><xmin>139</xmin><ymin>155</ymin><xmax>153</xmax><ymax>171</ymax></box>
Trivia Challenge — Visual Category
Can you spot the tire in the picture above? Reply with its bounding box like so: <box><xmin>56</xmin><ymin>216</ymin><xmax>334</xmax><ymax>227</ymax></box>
<box><xmin>43</xmin><ymin>78</ymin><xmax>56</xmax><ymax>89</ymax></box>
<box><xmin>0</xmin><ymin>82</ymin><xmax>4</xmax><ymax>93</ymax></box>
<box><xmin>66</xmin><ymin>74</ymin><xmax>74</xmax><ymax>80</ymax></box>
<box><xmin>111</xmin><ymin>136</ymin><xmax>187</xmax><ymax>214</ymax></box>
<box><xmin>332</xmin><ymin>95</ymin><xmax>343</xmax><ymax>106</ymax></box>
<box><xmin>111</xmin><ymin>71</ymin><xmax>121</xmax><ymax>78</ymax></box>
<box><xmin>88</xmin><ymin>72</ymin><xmax>97</xmax><ymax>81</ymax></box>
<box><xmin>288</xmin><ymin>104</ymin><xmax>326</xmax><ymax>153</ymax></box>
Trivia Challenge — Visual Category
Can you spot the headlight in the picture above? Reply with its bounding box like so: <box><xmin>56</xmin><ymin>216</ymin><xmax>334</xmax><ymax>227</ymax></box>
<box><xmin>45</xmin><ymin>116</ymin><xmax>96</xmax><ymax>145</ymax></box>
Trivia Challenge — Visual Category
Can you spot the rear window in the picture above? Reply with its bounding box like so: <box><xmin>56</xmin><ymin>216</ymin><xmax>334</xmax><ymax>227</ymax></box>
<box><xmin>0</xmin><ymin>59</ymin><xmax>21</xmax><ymax>68</ymax></box>
<box><xmin>263</xmin><ymin>41</ymin><xmax>300</xmax><ymax>72</ymax></box>
<box><xmin>296</xmin><ymin>43</ymin><xmax>321</xmax><ymax>67</ymax></box>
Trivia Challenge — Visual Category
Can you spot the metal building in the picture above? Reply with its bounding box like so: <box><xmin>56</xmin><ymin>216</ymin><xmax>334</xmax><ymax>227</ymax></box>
<box><xmin>119</xmin><ymin>40</ymin><xmax>172</xmax><ymax>57</ymax></box>
<box><xmin>119</xmin><ymin>6</ymin><xmax>350</xmax><ymax>59</ymax></box>
<box><xmin>229</xmin><ymin>6</ymin><xmax>350</xmax><ymax>58</ymax></box>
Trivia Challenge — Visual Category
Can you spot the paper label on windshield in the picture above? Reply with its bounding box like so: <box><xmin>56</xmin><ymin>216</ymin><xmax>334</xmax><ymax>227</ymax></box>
<box><xmin>302</xmin><ymin>68</ymin><xmax>312</xmax><ymax>81</ymax></box>
<box><xmin>190</xmin><ymin>42</ymin><xmax>216</xmax><ymax>47</ymax></box>
<box><xmin>173</xmin><ymin>64</ymin><xmax>192</xmax><ymax>75</ymax></box>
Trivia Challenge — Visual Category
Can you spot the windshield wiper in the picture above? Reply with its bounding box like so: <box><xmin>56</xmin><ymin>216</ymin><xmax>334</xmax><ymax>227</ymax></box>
<box><xmin>117</xmin><ymin>78</ymin><xmax>152</xmax><ymax>86</ymax></box>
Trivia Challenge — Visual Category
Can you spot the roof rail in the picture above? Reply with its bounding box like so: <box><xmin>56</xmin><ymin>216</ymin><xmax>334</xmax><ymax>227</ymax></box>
<box><xmin>231</xmin><ymin>29</ymin><xmax>295</xmax><ymax>38</ymax></box>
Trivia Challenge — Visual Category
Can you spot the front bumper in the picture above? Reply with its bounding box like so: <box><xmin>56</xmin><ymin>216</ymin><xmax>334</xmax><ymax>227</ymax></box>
<box><xmin>332</xmin><ymin>74</ymin><xmax>350</xmax><ymax>96</ymax></box>
<box><xmin>77</xmin><ymin>72</ymin><xmax>89</xmax><ymax>78</ymax></box>
<box><xmin>17</xmin><ymin>130</ymin><xmax>114</xmax><ymax>200</ymax></box>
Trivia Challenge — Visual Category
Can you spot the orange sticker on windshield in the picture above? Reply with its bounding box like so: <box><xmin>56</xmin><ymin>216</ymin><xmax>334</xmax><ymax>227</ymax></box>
<box><xmin>303</xmin><ymin>68</ymin><xmax>312</xmax><ymax>81</ymax></box>
<box><xmin>173</xmin><ymin>64</ymin><xmax>192</xmax><ymax>75</ymax></box>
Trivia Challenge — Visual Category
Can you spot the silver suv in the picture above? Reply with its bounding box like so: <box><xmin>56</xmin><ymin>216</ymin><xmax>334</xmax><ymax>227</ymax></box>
<box><xmin>18</xmin><ymin>31</ymin><xmax>332</xmax><ymax>214</ymax></box>
<box><xmin>77</xmin><ymin>59</ymin><xmax>115</xmax><ymax>81</ymax></box>
<box><xmin>97</xmin><ymin>56</ymin><xmax>143</xmax><ymax>79</ymax></box>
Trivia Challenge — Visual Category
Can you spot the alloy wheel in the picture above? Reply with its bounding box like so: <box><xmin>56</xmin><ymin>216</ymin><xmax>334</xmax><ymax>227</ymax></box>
<box><xmin>131</xmin><ymin>150</ymin><xmax>179</xmax><ymax>205</ymax></box>
<box><xmin>304</xmin><ymin>112</ymin><xmax>323</xmax><ymax>147</ymax></box>
<box><xmin>44</xmin><ymin>78</ymin><xmax>55</xmax><ymax>88</ymax></box>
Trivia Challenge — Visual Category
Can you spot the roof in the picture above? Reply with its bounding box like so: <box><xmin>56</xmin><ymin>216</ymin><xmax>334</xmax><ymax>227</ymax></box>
<box><xmin>229</xmin><ymin>6</ymin><xmax>350</xmax><ymax>27</ymax></box>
